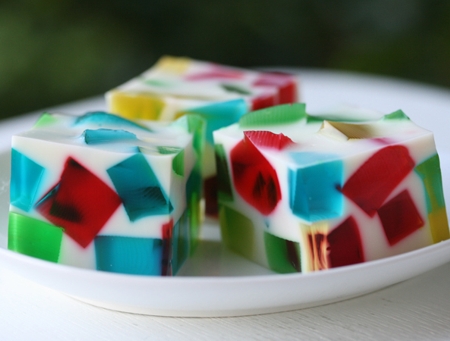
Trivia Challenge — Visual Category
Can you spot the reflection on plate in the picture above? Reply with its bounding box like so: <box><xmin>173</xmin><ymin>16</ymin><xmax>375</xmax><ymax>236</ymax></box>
<box><xmin>1</xmin><ymin>70</ymin><xmax>450</xmax><ymax>317</ymax></box>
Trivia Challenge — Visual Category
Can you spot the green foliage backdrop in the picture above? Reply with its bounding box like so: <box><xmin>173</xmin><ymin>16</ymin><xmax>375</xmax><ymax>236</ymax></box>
<box><xmin>1</xmin><ymin>0</ymin><xmax>450</xmax><ymax>119</ymax></box>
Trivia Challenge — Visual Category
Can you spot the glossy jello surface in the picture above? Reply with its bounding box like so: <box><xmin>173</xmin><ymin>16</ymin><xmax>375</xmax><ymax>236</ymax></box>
<box><xmin>8</xmin><ymin>111</ymin><xmax>205</xmax><ymax>276</ymax></box>
<box><xmin>106</xmin><ymin>56</ymin><xmax>299</xmax><ymax>215</ymax></box>
<box><xmin>213</xmin><ymin>103</ymin><xmax>449</xmax><ymax>273</ymax></box>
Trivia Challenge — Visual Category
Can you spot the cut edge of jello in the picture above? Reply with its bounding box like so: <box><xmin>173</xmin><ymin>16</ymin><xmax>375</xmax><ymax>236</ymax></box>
<box><xmin>8</xmin><ymin>111</ymin><xmax>206</xmax><ymax>276</ymax></box>
<box><xmin>213</xmin><ymin>103</ymin><xmax>449</xmax><ymax>274</ymax></box>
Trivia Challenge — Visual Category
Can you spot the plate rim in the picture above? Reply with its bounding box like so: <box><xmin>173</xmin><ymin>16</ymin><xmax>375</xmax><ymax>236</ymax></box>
<box><xmin>1</xmin><ymin>235</ymin><xmax>450</xmax><ymax>284</ymax></box>
<box><xmin>1</xmin><ymin>237</ymin><xmax>450</xmax><ymax>317</ymax></box>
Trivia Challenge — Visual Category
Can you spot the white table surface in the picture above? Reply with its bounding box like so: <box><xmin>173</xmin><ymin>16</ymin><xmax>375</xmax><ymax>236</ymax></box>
<box><xmin>1</xmin><ymin>71</ymin><xmax>450</xmax><ymax>340</ymax></box>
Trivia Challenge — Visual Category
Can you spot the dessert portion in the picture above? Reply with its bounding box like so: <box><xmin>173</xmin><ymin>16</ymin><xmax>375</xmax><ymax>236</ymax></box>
<box><xmin>106</xmin><ymin>56</ymin><xmax>299</xmax><ymax>214</ymax></box>
<box><xmin>213</xmin><ymin>103</ymin><xmax>449</xmax><ymax>273</ymax></box>
<box><xmin>8</xmin><ymin>111</ymin><xmax>205</xmax><ymax>276</ymax></box>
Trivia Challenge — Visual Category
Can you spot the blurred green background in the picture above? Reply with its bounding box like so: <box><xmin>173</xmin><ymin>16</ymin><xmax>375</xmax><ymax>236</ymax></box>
<box><xmin>1</xmin><ymin>0</ymin><xmax>450</xmax><ymax>119</ymax></box>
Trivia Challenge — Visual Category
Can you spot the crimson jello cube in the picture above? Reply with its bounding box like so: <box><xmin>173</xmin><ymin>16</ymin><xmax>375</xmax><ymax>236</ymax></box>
<box><xmin>8</xmin><ymin>111</ymin><xmax>204</xmax><ymax>276</ymax></box>
<box><xmin>213</xmin><ymin>104</ymin><xmax>449</xmax><ymax>273</ymax></box>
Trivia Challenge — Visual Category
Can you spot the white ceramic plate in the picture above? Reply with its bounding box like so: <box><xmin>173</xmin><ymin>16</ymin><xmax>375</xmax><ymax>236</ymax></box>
<box><xmin>1</xmin><ymin>69</ymin><xmax>450</xmax><ymax>317</ymax></box>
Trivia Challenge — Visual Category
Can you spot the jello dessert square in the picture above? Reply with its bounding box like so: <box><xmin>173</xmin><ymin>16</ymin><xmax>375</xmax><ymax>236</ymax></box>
<box><xmin>8</xmin><ymin>111</ymin><xmax>205</xmax><ymax>276</ymax></box>
<box><xmin>213</xmin><ymin>103</ymin><xmax>449</xmax><ymax>273</ymax></box>
<box><xmin>105</xmin><ymin>56</ymin><xmax>299</xmax><ymax>215</ymax></box>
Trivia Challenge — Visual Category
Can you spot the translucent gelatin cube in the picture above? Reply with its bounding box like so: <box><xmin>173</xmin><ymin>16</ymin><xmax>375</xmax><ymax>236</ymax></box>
<box><xmin>306</xmin><ymin>114</ymin><xmax>324</xmax><ymax>124</ymax></box>
<box><xmin>415</xmin><ymin>154</ymin><xmax>449</xmax><ymax>243</ymax></box>
<box><xmin>10</xmin><ymin>149</ymin><xmax>45</xmax><ymax>212</ymax></box>
<box><xmin>161</xmin><ymin>219</ymin><xmax>174</xmax><ymax>276</ymax></box>
<box><xmin>89</xmin><ymin>213</ymin><xmax>189</xmax><ymax>277</ymax></box>
<box><xmin>33</xmin><ymin>112</ymin><xmax>59</xmax><ymax>128</ymax></box>
<box><xmin>219</xmin><ymin>205</ymin><xmax>255</xmax><ymax>260</ymax></box>
<box><xmin>264</xmin><ymin>232</ymin><xmax>301</xmax><ymax>273</ymax></box>
<box><xmin>37</xmin><ymin>157</ymin><xmax>122</xmax><ymax>248</ymax></box>
<box><xmin>415</xmin><ymin>154</ymin><xmax>446</xmax><ymax>213</ymax></box>
<box><xmin>155</xmin><ymin>55</ymin><xmax>191</xmax><ymax>74</ymax></box>
<box><xmin>244</xmin><ymin>131</ymin><xmax>294</xmax><ymax>150</ymax></box>
<box><xmin>239</xmin><ymin>103</ymin><xmax>306</xmax><ymax>128</ymax></box>
<box><xmin>95</xmin><ymin>235</ymin><xmax>164</xmax><ymax>275</ymax></box>
<box><xmin>157</xmin><ymin>146</ymin><xmax>184</xmax><ymax>177</ymax></box>
<box><xmin>377</xmin><ymin>190</ymin><xmax>424</xmax><ymax>246</ymax></box>
<box><xmin>320</xmin><ymin>121</ymin><xmax>381</xmax><ymax>140</ymax></box>
<box><xmin>107</xmin><ymin>153</ymin><xmax>173</xmax><ymax>222</ymax></box>
<box><xmin>306</xmin><ymin>216</ymin><xmax>364</xmax><ymax>270</ymax></box>
<box><xmin>251</xmin><ymin>93</ymin><xmax>277</xmax><ymax>111</ymax></box>
<box><xmin>108</xmin><ymin>92</ymin><xmax>165</xmax><ymax>120</ymax></box>
<box><xmin>171</xmin><ymin>211</ymin><xmax>191</xmax><ymax>273</ymax></box>
<box><xmin>172</xmin><ymin>150</ymin><xmax>185</xmax><ymax>177</ymax></box>
<box><xmin>327</xmin><ymin>216</ymin><xmax>364</xmax><ymax>268</ymax></box>
<box><xmin>83</xmin><ymin>129</ymin><xmax>137</xmax><ymax>144</ymax></box>
<box><xmin>383</xmin><ymin>109</ymin><xmax>410</xmax><ymax>121</ymax></box>
<box><xmin>8</xmin><ymin>212</ymin><xmax>63</xmax><ymax>263</ymax></box>
<box><xmin>203</xmin><ymin>176</ymin><xmax>219</xmax><ymax>216</ymax></box>
<box><xmin>289</xmin><ymin>152</ymin><xmax>343</xmax><ymax>222</ymax></box>
<box><xmin>174</xmin><ymin>114</ymin><xmax>205</xmax><ymax>161</ymax></box>
<box><xmin>307</xmin><ymin>229</ymin><xmax>328</xmax><ymax>270</ymax></box>
<box><xmin>186</xmin><ymin>170</ymin><xmax>202</xmax><ymax>251</ymax></box>
<box><xmin>214</xmin><ymin>144</ymin><xmax>234</xmax><ymax>202</ymax></box>
<box><xmin>230</xmin><ymin>137</ymin><xmax>281</xmax><ymax>215</ymax></box>
<box><xmin>342</xmin><ymin>145</ymin><xmax>415</xmax><ymax>217</ymax></box>
<box><xmin>253</xmin><ymin>74</ymin><xmax>298</xmax><ymax>104</ymax></box>
<box><xmin>428</xmin><ymin>207</ymin><xmax>449</xmax><ymax>244</ymax></box>
<box><xmin>182</xmin><ymin>99</ymin><xmax>247</xmax><ymax>144</ymax></box>
<box><xmin>74</xmin><ymin>111</ymin><xmax>150</xmax><ymax>131</ymax></box>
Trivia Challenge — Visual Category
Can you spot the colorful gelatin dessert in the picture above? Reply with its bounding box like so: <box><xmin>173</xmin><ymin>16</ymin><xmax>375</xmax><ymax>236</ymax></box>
<box><xmin>8</xmin><ymin>111</ymin><xmax>205</xmax><ymax>276</ymax></box>
<box><xmin>213</xmin><ymin>103</ymin><xmax>449</xmax><ymax>273</ymax></box>
<box><xmin>105</xmin><ymin>56</ymin><xmax>299</xmax><ymax>215</ymax></box>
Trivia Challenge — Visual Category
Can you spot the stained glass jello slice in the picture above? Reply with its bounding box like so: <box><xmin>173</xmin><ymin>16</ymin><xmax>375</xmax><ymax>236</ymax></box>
<box><xmin>213</xmin><ymin>103</ymin><xmax>449</xmax><ymax>274</ymax></box>
<box><xmin>105</xmin><ymin>56</ymin><xmax>299</xmax><ymax>215</ymax></box>
<box><xmin>8</xmin><ymin>111</ymin><xmax>205</xmax><ymax>276</ymax></box>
